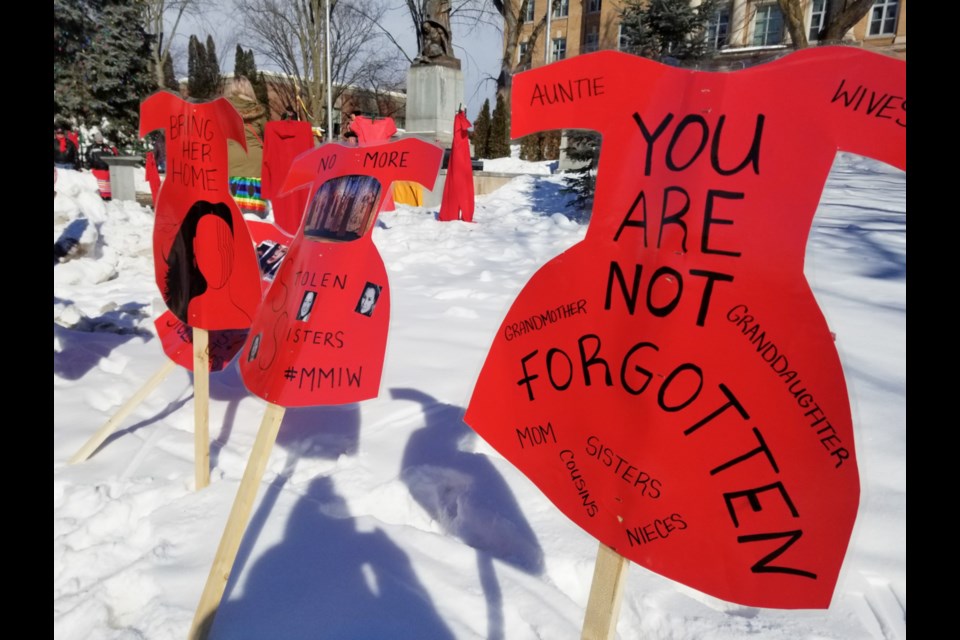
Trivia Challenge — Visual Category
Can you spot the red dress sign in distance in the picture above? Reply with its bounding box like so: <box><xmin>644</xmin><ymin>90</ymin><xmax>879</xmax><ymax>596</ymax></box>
<box><xmin>261</xmin><ymin>120</ymin><xmax>315</xmax><ymax>235</ymax></box>
<box><xmin>438</xmin><ymin>110</ymin><xmax>475</xmax><ymax>222</ymax></box>
<box><xmin>350</xmin><ymin>116</ymin><xmax>399</xmax><ymax>211</ymax></box>
<box><xmin>464</xmin><ymin>48</ymin><xmax>905</xmax><ymax>609</ymax></box>
<box><xmin>140</xmin><ymin>92</ymin><xmax>263</xmax><ymax>331</ymax></box>
<box><xmin>239</xmin><ymin>138</ymin><xmax>443</xmax><ymax>407</ymax></box>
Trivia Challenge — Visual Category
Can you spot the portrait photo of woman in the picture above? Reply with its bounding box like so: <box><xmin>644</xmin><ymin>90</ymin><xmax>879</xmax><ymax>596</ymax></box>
<box><xmin>355</xmin><ymin>282</ymin><xmax>381</xmax><ymax>317</ymax></box>
<box><xmin>248</xmin><ymin>333</ymin><xmax>262</xmax><ymax>361</ymax></box>
<box><xmin>297</xmin><ymin>290</ymin><xmax>318</xmax><ymax>321</ymax></box>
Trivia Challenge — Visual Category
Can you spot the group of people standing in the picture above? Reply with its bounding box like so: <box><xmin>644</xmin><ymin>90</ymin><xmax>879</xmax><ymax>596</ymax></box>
<box><xmin>53</xmin><ymin>124</ymin><xmax>120</xmax><ymax>200</ymax></box>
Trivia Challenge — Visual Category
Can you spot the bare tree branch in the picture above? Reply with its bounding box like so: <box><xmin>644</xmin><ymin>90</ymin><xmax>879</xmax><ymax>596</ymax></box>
<box><xmin>778</xmin><ymin>0</ymin><xmax>876</xmax><ymax>49</ymax></box>
<box><xmin>232</xmin><ymin>0</ymin><xmax>401</xmax><ymax>129</ymax></box>
<box><xmin>141</xmin><ymin>0</ymin><xmax>206</xmax><ymax>88</ymax></box>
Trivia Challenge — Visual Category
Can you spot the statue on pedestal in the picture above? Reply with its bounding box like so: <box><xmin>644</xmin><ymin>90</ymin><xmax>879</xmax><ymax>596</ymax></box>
<box><xmin>413</xmin><ymin>0</ymin><xmax>460</xmax><ymax>70</ymax></box>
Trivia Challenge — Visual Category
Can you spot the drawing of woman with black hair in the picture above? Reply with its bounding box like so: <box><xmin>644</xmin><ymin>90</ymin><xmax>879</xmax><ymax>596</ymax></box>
<box><xmin>163</xmin><ymin>200</ymin><xmax>253</xmax><ymax>327</ymax></box>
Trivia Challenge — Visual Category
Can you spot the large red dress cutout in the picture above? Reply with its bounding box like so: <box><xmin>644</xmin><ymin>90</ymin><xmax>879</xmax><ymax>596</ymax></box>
<box><xmin>239</xmin><ymin>138</ymin><xmax>443</xmax><ymax>407</ymax></box>
<box><xmin>464</xmin><ymin>48</ymin><xmax>905</xmax><ymax>609</ymax></box>
<box><xmin>438</xmin><ymin>110</ymin><xmax>475</xmax><ymax>222</ymax></box>
<box><xmin>140</xmin><ymin>92</ymin><xmax>262</xmax><ymax>330</ymax></box>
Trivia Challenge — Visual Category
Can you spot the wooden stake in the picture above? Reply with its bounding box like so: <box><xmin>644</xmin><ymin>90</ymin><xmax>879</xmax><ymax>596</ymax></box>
<box><xmin>194</xmin><ymin>328</ymin><xmax>210</xmax><ymax>491</ymax></box>
<box><xmin>68</xmin><ymin>359</ymin><xmax>178</xmax><ymax>464</ymax></box>
<box><xmin>581</xmin><ymin>542</ymin><xmax>630</xmax><ymax>640</ymax></box>
<box><xmin>188</xmin><ymin>402</ymin><xmax>286</xmax><ymax>640</ymax></box>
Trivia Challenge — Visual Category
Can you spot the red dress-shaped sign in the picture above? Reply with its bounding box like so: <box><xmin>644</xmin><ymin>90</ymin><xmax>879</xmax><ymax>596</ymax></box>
<box><xmin>239</xmin><ymin>138</ymin><xmax>443</xmax><ymax>407</ymax></box>
<box><xmin>350</xmin><ymin>115</ymin><xmax>397</xmax><ymax>144</ymax></box>
<box><xmin>438</xmin><ymin>110</ymin><xmax>475</xmax><ymax>222</ymax></box>
<box><xmin>350</xmin><ymin>116</ymin><xmax>399</xmax><ymax>211</ymax></box>
<box><xmin>140</xmin><ymin>92</ymin><xmax>263</xmax><ymax>330</ymax></box>
<box><xmin>465</xmin><ymin>48</ymin><xmax>905</xmax><ymax>609</ymax></box>
<box><xmin>261</xmin><ymin>120</ymin><xmax>315</xmax><ymax>235</ymax></box>
<box><xmin>145</xmin><ymin>151</ymin><xmax>161</xmax><ymax>207</ymax></box>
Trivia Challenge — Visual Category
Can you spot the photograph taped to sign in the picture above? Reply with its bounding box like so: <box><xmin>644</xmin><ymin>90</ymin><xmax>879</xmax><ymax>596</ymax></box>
<box><xmin>303</xmin><ymin>175</ymin><xmax>382</xmax><ymax>242</ymax></box>
<box><xmin>248</xmin><ymin>219</ymin><xmax>294</xmax><ymax>287</ymax></box>
<box><xmin>464</xmin><ymin>47</ymin><xmax>905</xmax><ymax>610</ymax></box>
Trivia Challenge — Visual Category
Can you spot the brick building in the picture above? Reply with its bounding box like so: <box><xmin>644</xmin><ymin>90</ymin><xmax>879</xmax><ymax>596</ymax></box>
<box><xmin>512</xmin><ymin>0</ymin><xmax>905</xmax><ymax>71</ymax></box>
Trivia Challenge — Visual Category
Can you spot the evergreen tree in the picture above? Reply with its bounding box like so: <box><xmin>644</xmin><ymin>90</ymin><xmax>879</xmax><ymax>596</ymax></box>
<box><xmin>561</xmin><ymin>0</ymin><xmax>720</xmax><ymax>211</ymax></box>
<box><xmin>53</xmin><ymin>0</ymin><xmax>153</xmax><ymax>145</ymax></box>
<box><xmin>560</xmin><ymin>131</ymin><xmax>601</xmax><ymax>210</ymax></box>
<box><xmin>488</xmin><ymin>94</ymin><xmax>510</xmax><ymax>159</ymax></box>
<box><xmin>162</xmin><ymin>54</ymin><xmax>179</xmax><ymax>92</ymax></box>
<box><xmin>234</xmin><ymin>45</ymin><xmax>250</xmax><ymax>78</ymax></box>
<box><xmin>234</xmin><ymin>46</ymin><xmax>270</xmax><ymax>108</ymax></box>
<box><xmin>187</xmin><ymin>35</ymin><xmax>220</xmax><ymax>100</ymax></box>
<box><xmin>254</xmin><ymin>72</ymin><xmax>271</xmax><ymax>109</ymax></box>
<box><xmin>187</xmin><ymin>35</ymin><xmax>205</xmax><ymax>98</ymax></box>
<box><xmin>619</xmin><ymin>0</ymin><xmax>720</xmax><ymax>63</ymax></box>
<box><xmin>205</xmin><ymin>35</ymin><xmax>222</xmax><ymax>96</ymax></box>
<box><xmin>520</xmin><ymin>135</ymin><xmax>540</xmax><ymax>162</ymax></box>
<box><xmin>53</xmin><ymin>0</ymin><xmax>91</xmax><ymax>126</ymax></box>
<box><xmin>471</xmin><ymin>98</ymin><xmax>491</xmax><ymax>158</ymax></box>
<box><xmin>520</xmin><ymin>131</ymin><xmax>561</xmax><ymax>162</ymax></box>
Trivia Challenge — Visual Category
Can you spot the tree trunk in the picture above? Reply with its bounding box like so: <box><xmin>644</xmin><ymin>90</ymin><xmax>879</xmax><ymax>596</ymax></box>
<box><xmin>777</xmin><ymin>0</ymin><xmax>808</xmax><ymax>49</ymax></box>
<box><xmin>497</xmin><ymin>0</ymin><xmax>545</xmax><ymax>104</ymax></box>
<box><xmin>821</xmin><ymin>0</ymin><xmax>875</xmax><ymax>44</ymax></box>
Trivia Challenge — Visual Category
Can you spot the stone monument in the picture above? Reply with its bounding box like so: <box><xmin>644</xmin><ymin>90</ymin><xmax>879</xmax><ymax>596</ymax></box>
<box><xmin>405</xmin><ymin>0</ymin><xmax>463</xmax><ymax>147</ymax></box>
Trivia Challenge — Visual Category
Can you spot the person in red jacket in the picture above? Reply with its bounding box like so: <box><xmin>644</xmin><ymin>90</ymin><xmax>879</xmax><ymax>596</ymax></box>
<box><xmin>86</xmin><ymin>131</ymin><xmax>119</xmax><ymax>200</ymax></box>
<box><xmin>53</xmin><ymin>126</ymin><xmax>79</xmax><ymax>170</ymax></box>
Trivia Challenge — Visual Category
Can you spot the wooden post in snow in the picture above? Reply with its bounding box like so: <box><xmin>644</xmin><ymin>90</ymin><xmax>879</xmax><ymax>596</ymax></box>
<box><xmin>193</xmin><ymin>328</ymin><xmax>211</xmax><ymax>490</ymax></box>
<box><xmin>68</xmin><ymin>359</ymin><xmax>178</xmax><ymax>464</ymax></box>
<box><xmin>581</xmin><ymin>542</ymin><xmax>630</xmax><ymax>640</ymax></box>
<box><xmin>188</xmin><ymin>402</ymin><xmax>286</xmax><ymax>640</ymax></box>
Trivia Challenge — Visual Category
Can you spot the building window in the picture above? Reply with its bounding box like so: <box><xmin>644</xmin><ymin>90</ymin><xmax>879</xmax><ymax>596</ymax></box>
<box><xmin>524</xmin><ymin>0</ymin><xmax>535</xmax><ymax>23</ymax></box>
<box><xmin>587</xmin><ymin>0</ymin><xmax>601</xmax><ymax>13</ymax></box>
<box><xmin>707</xmin><ymin>8</ymin><xmax>730</xmax><ymax>49</ymax></box>
<box><xmin>868</xmin><ymin>0</ymin><xmax>898</xmax><ymax>36</ymax></box>
<box><xmin>583</xmin><ymin>27</ymin><xmax>599</xmax><ymax>53</ymax></box>
<box><xmin>618</xmin><ymin>23</ymin><xmax>629</xmax><ymax>51</ymax></box>
<box><xmin>518</xmin><ymin>41</ymin><xmax>529</xmax><ymax>64</ymax></box>
<box><xmin>752</xmin><ymin>4</ymin><xmax>784</xmax><ymax>46</ymax></box>
<box><xmin>552</xmin><ymin>0</ymin><xmax>569</xmax><ymax>19</ymax></box>
<box><xmin>552</xmin><ymin>37</ymin><xmax>567</xmax><ymax>61</ymax></box>
<box><xmin>808</xmin><ymin>0</ymin><xmax>826</xmax><ymax>41</ymax></box>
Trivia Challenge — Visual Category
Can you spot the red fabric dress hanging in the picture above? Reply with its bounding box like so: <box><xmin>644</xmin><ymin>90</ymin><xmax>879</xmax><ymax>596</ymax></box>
<box><xmin>262</xmin><ymin>120</ymin><xmax>315</xmax><ymax>235</ymax></box>
<box><xmin>438</xmin><ymin>110</ymin><xmax>475</xmax><ymax>222</ymax></box>
<box><xmin>350</xmin><ymin>116</ymin><xmax>399</xmax><ymax>212</ymax></box>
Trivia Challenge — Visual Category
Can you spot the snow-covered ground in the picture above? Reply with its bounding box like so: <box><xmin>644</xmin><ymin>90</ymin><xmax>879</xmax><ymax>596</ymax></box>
<box><xmin>54</xmin><ymin>150</ymin><xmax>905</xmax><ymax>640</ymax></box>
